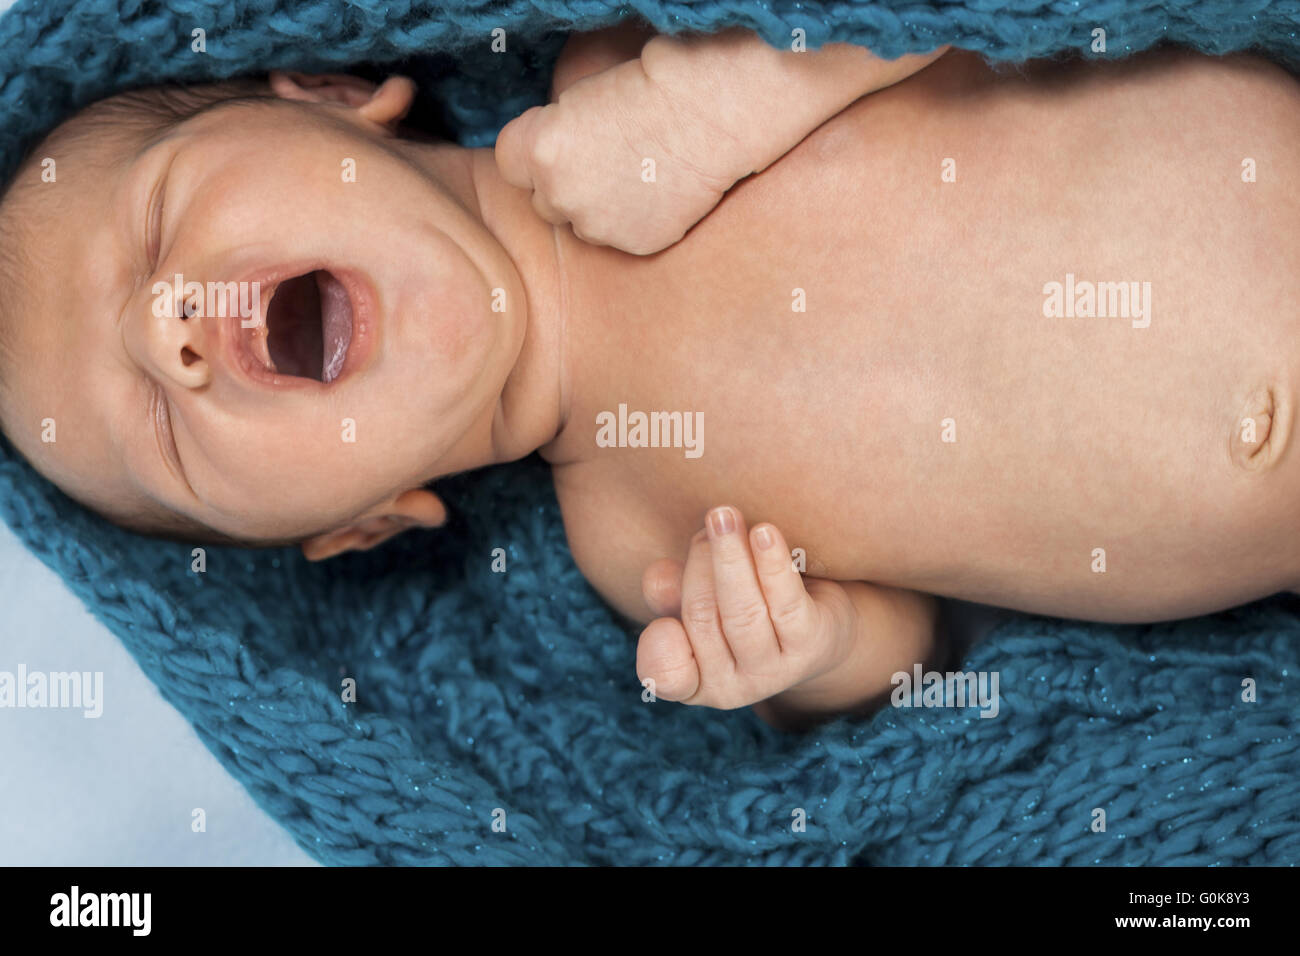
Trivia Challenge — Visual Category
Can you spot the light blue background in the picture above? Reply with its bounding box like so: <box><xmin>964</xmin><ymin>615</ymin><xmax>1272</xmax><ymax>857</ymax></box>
<box><xmin>0</xmin><ymin>520</ymin><xmax>316</xmax><ymax>865</ymax></box>
<box><xmin>0</xmin><ymin>0</ymin><xmax>311</xmax><ymax>863</ymax></box>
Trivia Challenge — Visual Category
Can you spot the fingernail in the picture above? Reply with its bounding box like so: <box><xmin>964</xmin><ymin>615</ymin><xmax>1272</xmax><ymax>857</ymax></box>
<box><xmin>753</xmin><ymin>526</ymin><xmax>774</xmax><ymax>550</ymax></box>
<box><xmin>707</xmin><ymin>506</ymin><xmax>735</xmax><ymax>537</ymax></box>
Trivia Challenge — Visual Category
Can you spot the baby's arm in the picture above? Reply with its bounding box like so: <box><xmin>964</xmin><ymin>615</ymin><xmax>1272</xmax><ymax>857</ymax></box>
<box><xmin>638</xmin><ymin>506</ymin><xmax>941</xmax><ymax>732</ymax></box>
<box><xmin>495</xmin><ymin>26</ymin><xmax>947</xmax><ymax>254</ymax></box>
<box><xmin>641</xmin><ymin>27</ymin><xmax>948</xmax><ymax>180</ymax></box>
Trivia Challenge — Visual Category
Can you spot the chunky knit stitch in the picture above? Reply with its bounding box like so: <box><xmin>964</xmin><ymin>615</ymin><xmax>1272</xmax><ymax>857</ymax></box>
<box><xmin>1</xmin><ymin>1</ymin><xmax>1297</xmax><ymax>865</ymax></box>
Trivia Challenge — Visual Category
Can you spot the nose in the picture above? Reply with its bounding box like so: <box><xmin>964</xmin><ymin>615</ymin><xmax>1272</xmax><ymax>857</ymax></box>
<box><xmin>129</xmin><ymin>284</ymin><xmax>219</xmax><ymax>390</ymax></box>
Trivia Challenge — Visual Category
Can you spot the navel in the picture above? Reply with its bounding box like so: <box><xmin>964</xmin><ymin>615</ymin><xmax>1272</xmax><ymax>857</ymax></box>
<box><xmin>1230</xmin><ymin>383</ymin><xmax>1292</xmax><ymax>472</ymax></box>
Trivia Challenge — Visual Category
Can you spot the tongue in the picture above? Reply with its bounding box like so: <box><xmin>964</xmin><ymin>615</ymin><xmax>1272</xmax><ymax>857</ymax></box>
<box><xmin>317</xmin><ymin>272</ymin><xmax>353</xmax><ymax>383</ymax></box>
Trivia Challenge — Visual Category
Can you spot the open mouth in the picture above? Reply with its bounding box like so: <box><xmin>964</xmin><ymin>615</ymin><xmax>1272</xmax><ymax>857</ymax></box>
<box><xmin>258</xmin><ymin>270</ymin><xmax>353</xmax><ymax>383</ymax></box>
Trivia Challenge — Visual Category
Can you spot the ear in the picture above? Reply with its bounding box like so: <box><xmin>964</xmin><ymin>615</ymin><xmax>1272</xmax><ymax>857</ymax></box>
<box><xmin>268</xmin><ymin>71</ymin><xmax>416</xmax><ymax>131</ymax></box>
<box><xmin>300</xmin><ymin>487</ymin><xmax>447</xmax><ymax>562</ymax></box>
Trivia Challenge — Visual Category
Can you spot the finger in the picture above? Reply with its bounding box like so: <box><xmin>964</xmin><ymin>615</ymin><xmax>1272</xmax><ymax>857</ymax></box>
<box><xmin>636</xmin><ymin>617</ymin><xmax>698</xmax><ymax>701</ymax></box>
<box><xmin>704</xmin><ymin>505</ymin><xmax>779</xmax><ymax>670</ymax></box>
<box><xmin>493</xmin><ymin>106</ymin><xmax>544</xmax><ymax>189</ymax></box>
<box><xmin>677</xmin><ymin>529</ymin><xmax>735</xmax><ymax>686</ymax></box>
<box><xmin>642</xmin><ymin>557</ymin><xmax>683</xmax><ymax>619</ymax></box>
<box><xmin>748</xmin><ymin>522</ymin><xmax>820</xmax><ymax>652</ymax></box>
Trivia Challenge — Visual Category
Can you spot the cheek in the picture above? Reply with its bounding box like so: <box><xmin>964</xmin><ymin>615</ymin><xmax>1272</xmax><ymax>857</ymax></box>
<box><xmin>386</xmin><ymin>230</ymin><xmax>515</xmax><ymax>404</ymax></box>
<box><xmin>201</xmin><ymin>459</ymin><xmax>369</xmax><ymax>540</ymax></box>
<box><xmin>187</xmin><ymin>411</ymin><xmax>356</xmax><ymax>514</ymax></box>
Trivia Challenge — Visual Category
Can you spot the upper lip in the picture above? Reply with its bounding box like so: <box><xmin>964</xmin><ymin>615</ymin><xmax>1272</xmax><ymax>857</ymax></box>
<box><xmin>220</xmin><ymin>276</ymin><xmax>280</xmax><ymax>387</ymax></box>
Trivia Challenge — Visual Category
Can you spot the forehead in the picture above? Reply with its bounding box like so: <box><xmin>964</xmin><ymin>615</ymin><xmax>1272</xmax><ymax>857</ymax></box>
<box><xmin>1</xmin><ymin>123</ymin><xmax>160</xmax><ymax>521</ymax></box>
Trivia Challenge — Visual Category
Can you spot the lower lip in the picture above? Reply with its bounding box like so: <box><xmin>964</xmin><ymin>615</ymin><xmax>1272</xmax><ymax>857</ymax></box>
<box><xmin>229</xmin><ymin>265</ymin><xmax>378</xmax><ymax>389</ymax></box>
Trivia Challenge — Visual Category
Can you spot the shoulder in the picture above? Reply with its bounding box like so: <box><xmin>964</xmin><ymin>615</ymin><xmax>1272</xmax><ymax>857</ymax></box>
<box><xmin>551</xmin><ymin>458</ymin><xmax>675</xmax><ymax>625</ymax></box>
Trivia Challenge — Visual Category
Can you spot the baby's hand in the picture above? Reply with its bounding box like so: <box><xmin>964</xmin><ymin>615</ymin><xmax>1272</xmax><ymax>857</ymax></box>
<box><xmin>494</xmin><ymin>57</ymin><xmax>740</xmax><ymax>255</ymax></box>
<box><xmin>636</xmin><ymin>506</ymin><xmax>859</xmax><ymax>712</ymax></box>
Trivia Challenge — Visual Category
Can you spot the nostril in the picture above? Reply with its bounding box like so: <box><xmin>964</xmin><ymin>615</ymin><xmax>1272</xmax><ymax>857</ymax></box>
<box><xmin>180</xmin><ymin>346</ymin><xmax>200</xmax><ymax>367</ymax></box>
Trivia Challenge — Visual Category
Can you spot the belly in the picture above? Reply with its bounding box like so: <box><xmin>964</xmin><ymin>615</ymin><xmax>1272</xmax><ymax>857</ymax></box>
<box><xmin>567</xmin><ymin>49</ymin><xmax>1300</xmax><ymax>622</ymax></box>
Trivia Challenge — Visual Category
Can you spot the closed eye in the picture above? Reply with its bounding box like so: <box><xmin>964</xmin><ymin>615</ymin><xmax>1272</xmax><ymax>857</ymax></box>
<box><xmin>146</xmin><ymin>169</ymin><xmax>168</xmax><ymax>270</ymax></box>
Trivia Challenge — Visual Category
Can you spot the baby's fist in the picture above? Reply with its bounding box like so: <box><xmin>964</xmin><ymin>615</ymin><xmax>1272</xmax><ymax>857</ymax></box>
<box><xmin>494</xmin><ymin>58</ymin><xmax>735</xmax><ymax>255</ymax></box>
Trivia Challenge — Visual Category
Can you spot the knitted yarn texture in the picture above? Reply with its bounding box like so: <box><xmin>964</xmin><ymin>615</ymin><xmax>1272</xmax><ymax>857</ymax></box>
<box><xmin>0</xmin><ymin>1</ymin><xmax>1296</xmax><ymax>864</ymax></box>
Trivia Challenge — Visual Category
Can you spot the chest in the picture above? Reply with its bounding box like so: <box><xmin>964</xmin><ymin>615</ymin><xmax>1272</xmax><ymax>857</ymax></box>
<box><xmin>544</xmin><ymin>51</ymin><xmax>1288</xmax><ymax>623</ymax></box>
<box><xmin>547</xmin><ymin>97</ymin><xmax>963</xmax><ymax>619</ymax></box>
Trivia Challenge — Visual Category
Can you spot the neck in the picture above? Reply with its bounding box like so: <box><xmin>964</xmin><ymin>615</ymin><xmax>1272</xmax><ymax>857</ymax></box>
<box><xmin>460</xmin><ymin>146</ymin><xmax>575</xmax><ymax>469</ymax></box>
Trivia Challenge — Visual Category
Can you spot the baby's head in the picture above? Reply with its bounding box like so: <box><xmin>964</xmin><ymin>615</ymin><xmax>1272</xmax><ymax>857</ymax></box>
<box><xmin>0</xmin><ymin>72</ymin><xmax>539</xmax><ymax>558</ymax></box>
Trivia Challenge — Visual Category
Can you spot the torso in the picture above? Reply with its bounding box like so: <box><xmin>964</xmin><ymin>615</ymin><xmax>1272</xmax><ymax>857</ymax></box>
<box><xmin>542</xmin><ymin>50</ymin><xmax>1300</xmax><ymax>625</ymax></box>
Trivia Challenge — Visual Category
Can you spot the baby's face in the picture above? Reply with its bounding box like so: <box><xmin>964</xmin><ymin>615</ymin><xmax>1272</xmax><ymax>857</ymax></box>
<box><xmin>6</xmin><ymin>80</ymin><xmax>526</xmax><ymax>542</ymax></box>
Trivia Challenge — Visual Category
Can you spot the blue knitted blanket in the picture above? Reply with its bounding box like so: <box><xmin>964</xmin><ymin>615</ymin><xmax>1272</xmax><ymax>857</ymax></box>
<box><xmin>1</xmin><ymin>0</ymin><xmax>1298</xmax><ymax>865</ymax></box>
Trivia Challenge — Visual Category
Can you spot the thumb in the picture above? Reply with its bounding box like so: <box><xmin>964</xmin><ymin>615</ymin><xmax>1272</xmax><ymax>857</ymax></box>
<box><xmin>493</xmin><ymin>105</ymin><xmax>546</xmax><ymax>189</ymax></box>
<box><xmin>641</xmin><ymin>557</ymin><xmax>684</xmax><ymax>619</ymax></box>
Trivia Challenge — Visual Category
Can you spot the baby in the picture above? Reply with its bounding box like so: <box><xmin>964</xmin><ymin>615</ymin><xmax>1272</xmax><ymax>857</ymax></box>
<box><xmin>2</xmin><ymin>22</ymin><xmax>1299</xmax><ymax>731</ymax></box>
